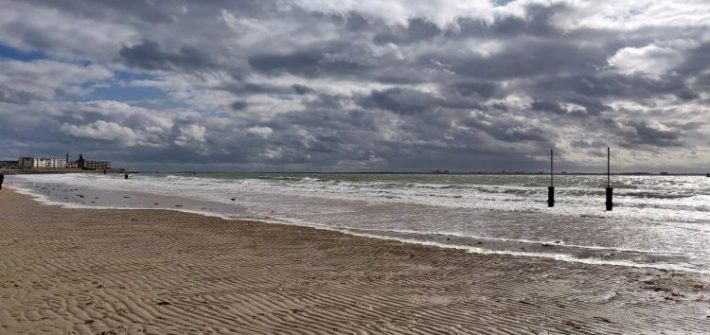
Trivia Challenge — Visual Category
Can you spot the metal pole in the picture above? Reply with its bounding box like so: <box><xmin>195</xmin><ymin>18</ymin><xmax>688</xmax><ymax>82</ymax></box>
<box><xmin>606</xmin><ymin>147</ymin><xmax>613</xmax><ymax>211</ymax></box>
<box><xmin>548</xmin><ymin>149</ymin><xmax>554</xmax><ymax>207</ymax></box>
<box><xmin>551</xmin><ymin>149</ymin><xmax>554</xmax><ymax>187</ymax></box>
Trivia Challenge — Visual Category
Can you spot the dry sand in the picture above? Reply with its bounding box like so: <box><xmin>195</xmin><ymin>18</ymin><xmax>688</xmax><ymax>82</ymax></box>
<box><xmin>1</xmin><ymin>189</ymin><xmax>709</xmax><ymax>335</ymax></box>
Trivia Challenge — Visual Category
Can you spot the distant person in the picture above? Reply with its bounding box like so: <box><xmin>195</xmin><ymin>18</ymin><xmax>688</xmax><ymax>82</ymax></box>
<box><xmin>124</xmin><ymin>173</ymin><xmax>129</xmax><ymax>180</ymax></box>
<box><xmin>0</xmin><ymin>172</ymin><xmax>4</xmax><ymax>190</ymax></box>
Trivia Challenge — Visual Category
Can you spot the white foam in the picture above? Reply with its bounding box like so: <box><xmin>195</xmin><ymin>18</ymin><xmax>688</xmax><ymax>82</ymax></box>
<box><xmin>345</xmin><ymin>231</ymin><xmax>710</xmax><ymax>275</ymax></box>
<box><xmin>8</xmin><ymin>173</ymin><xmax>710</xmax><ymax>274</ymax></box>
<box><xmin>11</xmin><ymin>185</ymin><xmax>296</xmax><ymax>226</ymax></box>
<box><xmin>338</xmin><ymin>227</ymin><xmax>682</xmax><ymax>256</ymax></box>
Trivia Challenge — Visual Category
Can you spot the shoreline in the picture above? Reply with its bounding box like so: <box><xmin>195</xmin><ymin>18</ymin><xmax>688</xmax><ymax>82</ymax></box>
<box><xmin>3</xmin><ymin>169</ymin><xmax>709</xmax><ymax>176</ymax></box>
<box><xmin>10</xmin><ymin>184</ymin><xmax>708</xmax><ymax>275</ymax></box>
<box><xmin>1</xmin><ymin>189</ymin><xmax>709</xmax><ymax>334</ymax></box>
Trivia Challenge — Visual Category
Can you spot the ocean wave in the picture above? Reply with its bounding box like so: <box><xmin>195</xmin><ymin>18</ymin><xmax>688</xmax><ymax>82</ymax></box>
<box><xmin>11</xmin><ymin>183</ymin><xmax>708</xmax><ymax>275</ymax></box>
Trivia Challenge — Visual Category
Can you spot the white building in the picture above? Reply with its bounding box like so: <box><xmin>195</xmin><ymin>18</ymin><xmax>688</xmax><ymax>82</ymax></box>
<box><xmin>18</xmin><ymin>157</ymin><xmax>67</xmax><ymax>169</ymax></box>
<box><xmin>47</xmin><ymin>158</ymin><xmax>66</xmax><ymax>168</ymax></box>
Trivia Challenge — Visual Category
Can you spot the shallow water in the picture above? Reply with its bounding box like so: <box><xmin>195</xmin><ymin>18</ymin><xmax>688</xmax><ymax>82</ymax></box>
<box><xmin>8</xmin><ymin>173</ymin><xmax>710</xmax><ymax>273</ymax></box>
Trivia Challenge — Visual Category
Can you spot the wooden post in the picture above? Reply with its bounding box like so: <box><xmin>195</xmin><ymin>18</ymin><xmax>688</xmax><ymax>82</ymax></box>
<box><xmin>548</xmin><ymin>149</ymin><xmax>554</xmax><ymax>207</ymax></box>
<box><xmin>605</xmin><ymin>147</ymin><xmax>613</xmax><ymax>211</ymax></box>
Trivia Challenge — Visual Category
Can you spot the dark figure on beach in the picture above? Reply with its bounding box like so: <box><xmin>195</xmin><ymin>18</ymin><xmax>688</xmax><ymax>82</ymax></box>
<box><xmin>124</xmin><ymin>173</ymin><xmax>129</xmax><ymax>180</ymax></box>
<box><xmin>0</xmin><ymin>172</ymin><xmax>4</xmax><ymax>190</ymax></box>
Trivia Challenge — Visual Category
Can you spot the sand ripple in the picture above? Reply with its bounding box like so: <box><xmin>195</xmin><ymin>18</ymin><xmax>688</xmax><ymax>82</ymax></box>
<box><xmin>1</xmin><ymin>190</ymin><xmax>709</xmax><ymax>334</ymax></box>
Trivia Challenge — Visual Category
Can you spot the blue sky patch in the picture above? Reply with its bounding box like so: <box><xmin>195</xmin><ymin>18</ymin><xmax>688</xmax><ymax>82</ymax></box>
<box><xmin>84</xmin><ymin>84</ymin><xmax>166</xmax><ymax>102</ymax></box>
<box><xmin>0</xmin><ymin>43</ymin><xmax>47</xmax><ymax>61</ymax></box>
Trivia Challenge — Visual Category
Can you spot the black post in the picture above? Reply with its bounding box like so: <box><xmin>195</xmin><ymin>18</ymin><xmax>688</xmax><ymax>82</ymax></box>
<box><xmin>605</xmin><ymin>147</ymin><xmax>613</xmax><ymax>211</ymax></box>
<box><xmin>548</xmin><ymin>149</ymin><xmax>554</xmax><ymax>207</ymax></box>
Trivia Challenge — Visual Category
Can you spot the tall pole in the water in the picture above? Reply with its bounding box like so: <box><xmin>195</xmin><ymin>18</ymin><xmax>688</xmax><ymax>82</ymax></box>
<box><xmin>548</xmin><ymin>149</ymin><xmax>554</xmax><ymax>207</ymax></box>
<box><xmin>605</xmin><ymin>147</ymin><xmax>613</xmax><ymax>211</ymax></box>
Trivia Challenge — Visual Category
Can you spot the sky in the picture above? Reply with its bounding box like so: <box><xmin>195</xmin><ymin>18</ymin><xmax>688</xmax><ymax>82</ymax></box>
<box><xmin>1</xmin><ymin>0</ymin><xmax>709</xmax><ymax>172</ymax></box>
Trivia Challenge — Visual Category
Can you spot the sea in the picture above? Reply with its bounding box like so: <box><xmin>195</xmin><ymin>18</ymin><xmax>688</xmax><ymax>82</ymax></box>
<box><xmin>8</xmin><ymin>173</ymin><xmax>710</xmax><ymax>273</ymax></box>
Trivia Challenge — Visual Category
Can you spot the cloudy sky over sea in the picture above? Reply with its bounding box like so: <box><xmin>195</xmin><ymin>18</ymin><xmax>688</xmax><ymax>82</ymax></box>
<box><xmin>1</xmin><ymin>0</ymin><xmax>709</xmax><ymax>172</ymax></box>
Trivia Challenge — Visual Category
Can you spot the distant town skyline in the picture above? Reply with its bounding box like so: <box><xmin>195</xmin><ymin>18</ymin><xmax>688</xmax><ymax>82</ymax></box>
<box><xmin>0</xmin><ymin>153</ymin><xmax>112</xmax><ymax>171</ymax></box>
<box><xmin>1</xmin><ymin>0</ymin><xmax>709</xmax><ymax>173</ymax></box>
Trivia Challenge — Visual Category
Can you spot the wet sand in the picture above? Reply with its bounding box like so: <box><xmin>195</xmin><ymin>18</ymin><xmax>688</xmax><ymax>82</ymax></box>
<box><xmin>1</xmin><ymin>189</ymin><xmax>709</xmax><ymax>334</ymax></box>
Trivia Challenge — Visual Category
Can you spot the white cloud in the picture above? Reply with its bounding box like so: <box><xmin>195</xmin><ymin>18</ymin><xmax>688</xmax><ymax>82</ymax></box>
<box><xmin>174</xmin><ymin>124</ymin><xmax>207</xmax><ymax>147</ymax></box>
<box><xmin>608</xmin><ymin>41</ymin><xmax>696</xmax><ymax>78</ymax></box>
<box><xmin>62</xmin><ymin>120</ymin><xmax>145</xmax><ymax>146</ymax></box>
<box><xmin>259</xmin><ymin>146</ymin><xmax>284</xmax><ymax>160</ymax></box>
<box><xmin>0</xmin><ymin>59</ymin><xmax>112</xmax><ymax>99</ymax></box>
<box><xmin>560</xmin><ymin>0</ymin><xmax>710</xmax><ymax>30</ymax></box>
<box><xmin>291</xmin><ymin>0</ymin><xmax>498</xmax><ymax>27</ymax></box>
<box><xmin>247</xmin><ymin>126</ymin><xmax>274</xmax><ymax>138</ymax></box>
<box><xmin>0</xmin><ymin>0</ymin><xmax>137</xmax><ymax>59</ymax></box>
<box><xmin>59</xmin><ymin>100</ymin><xmax>174</xmax><ymax>147</ymax></box>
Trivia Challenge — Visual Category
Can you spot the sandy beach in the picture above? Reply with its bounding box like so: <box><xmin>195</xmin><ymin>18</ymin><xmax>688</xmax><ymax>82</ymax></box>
<box><xmin>1</xmin><ymin>189</ymin><xmax>709</xmax><ymax>335</ymax></box>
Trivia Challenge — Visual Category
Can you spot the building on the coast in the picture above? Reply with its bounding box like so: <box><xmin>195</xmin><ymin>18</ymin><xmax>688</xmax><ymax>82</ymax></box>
<box><xmin>18</xmin><ymin>157</ymin><xmax>67</xmax><ymax>169</ymax></box>
<box><xmin>14</xmin><ymin>154</ymin><xmax>112</xmax><ymax>170</ymax></box>
<box><xmin>75</xmin><ymin>154</ymin><xmax>111</xmax><ymax>170</ymax></box>
<box><xmin>18</xmin><ymin>157</ymin><xmax>32</xmax><ymax>169</ymax></box>
<box><xmin>51</xmin><ymin>158</ymin><xmax>66</xmax><ymax>168</ymax></box>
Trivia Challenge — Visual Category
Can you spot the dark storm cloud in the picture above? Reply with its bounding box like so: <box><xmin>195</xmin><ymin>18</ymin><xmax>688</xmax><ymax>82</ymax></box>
<box><xmin>0</xmin><ymin>85</ymin><xmax>40</xmax><ymax>104</ymax></box>
<box><xmin>25</xmin><ymin>0</ymin><xmax>282</xmax><ymax>24</ymax></box>
<box><xmin>358</xmin><ymin>88</ymin><xmax>443</xmax><ymax>115</ymax></box>
<box><xmin>449</xmin><ymin>81</ymin><xmax>500</xmax><ymax>99</ymax></box>
<box><xmin>1</xmin><ymin>0</ymin><xmax>710</xmax><ymax>171</ymax></box>
<box><xmin>459</xmin><ymin>2</ymin><xmax>570</xmax><ymax>39</ymax></box>
<box><xmin>627</xmin><ymin>121</ymin><xmax>683</xmax><ymax>147</ymax></box>
<box><xmin>533</xmin><ymin>73</ymin><xmax>694</xmax><ymax>101</ymax></box>
<box><xmin>248</xmin><ymin>47</ymin><xmax>369</xmax><ymax>78</ymax></box>
<box><xmin>27</xmin><ymin>0</ymin><xmax>186</xmax><ymax>23</ymax></box>
<box><xmin>230</xmin><ymin>100</ymin><xmax>248</xmax><ymax>111</ymax></box>
<box><xmin>531</xmin><ymin>100</ymin><xmax>568</xmax><ymax>115</ymax></box>
<box><xmin>292</xmin><ymin>84</ymin><xmax>316</xmax><ymax>95</ymax></box>
<box><xmin>373</xmin><ymin>18</ymin><xmax>442</xmax><ymax>45</ymax></box>
<box><xmin>119</xmin><ymin>40</ymin><xmax>216</xmax><ymax>71</ymax></box>
<box><xmin>220</xmin><ymin>81</ymin><xmax>297</xmax><ymax>96</ymax></box>
<box><xmin>443</xmin><ymin>38</ymin><xmax>605</xmax><ymax>80</ymax></box>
